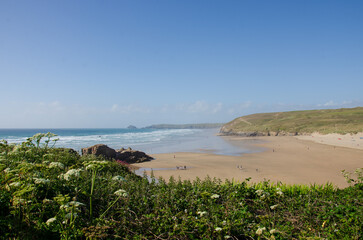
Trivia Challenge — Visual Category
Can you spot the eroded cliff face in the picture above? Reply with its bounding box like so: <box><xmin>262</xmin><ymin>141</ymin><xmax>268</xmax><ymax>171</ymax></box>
<box><xmin>219</xmin><ymin>126</ymin><xmax>299</xmax><ymax>137</ymax></box>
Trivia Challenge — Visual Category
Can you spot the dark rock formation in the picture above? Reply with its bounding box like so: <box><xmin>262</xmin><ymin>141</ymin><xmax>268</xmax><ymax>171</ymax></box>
<box><xmin>219</xmin><ymin>130</ymin><xmax>299</xmax><ymax>137</ymax></box>
<box><xmin>127</xmin><ymin>125</ymin><xmax>137</xmax><ymax>129</ymax></box>
<box><xmin>116</xmin><ymin>148</ymin><xmax>153</xmax><ymax>164</ymax></box>
<box><xmin>82</xmin><ymin>144</ymin><xmax>116</xmax><ymax>159</ymax></box>
<box><xmin>82</xmin><ymin>144</ymin><xmax>153</xmax><ymax>163</ymax></box>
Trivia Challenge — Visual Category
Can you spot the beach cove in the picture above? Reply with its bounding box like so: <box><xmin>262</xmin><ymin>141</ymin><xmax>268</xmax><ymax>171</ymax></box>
<box><xmin>132</xmin><ymin>134</ymin><xmax>363</xmax><ymax>188</ymax></box>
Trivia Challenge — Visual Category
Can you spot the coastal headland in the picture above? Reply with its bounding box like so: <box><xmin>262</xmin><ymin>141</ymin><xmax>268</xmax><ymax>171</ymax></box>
<box><xmin>132</xmin><ymin>134</ymin><xmax>363</xmax><ymax>188</ymax></box>
<box><xmin>132</xmin><ymin>107</ymin><xmax>363</xmax><ymax>188</ymax></box>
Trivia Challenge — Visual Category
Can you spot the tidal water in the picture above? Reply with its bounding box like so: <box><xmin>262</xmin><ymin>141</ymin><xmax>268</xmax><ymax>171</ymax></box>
<box><xmin>0</xmin><ymin>128</ymin><xmax>260</xmax><ymax>156</ymax></box>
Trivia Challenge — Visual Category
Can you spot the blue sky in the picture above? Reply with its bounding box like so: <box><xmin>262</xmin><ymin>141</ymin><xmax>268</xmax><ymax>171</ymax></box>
<box><xmin>1</xmin><ymin>0</ymin><xmax>362</xmax><ymax>128</ymax></box>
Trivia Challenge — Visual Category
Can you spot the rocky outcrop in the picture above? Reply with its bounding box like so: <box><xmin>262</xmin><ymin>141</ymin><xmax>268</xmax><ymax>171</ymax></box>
<box><xmin>116</xmin><ymin>148</ymin><xmax>153</xmax><ymax>164</ymax></box>
<box><xmin>82</xmin><ymin>144</ymin><xmax>116</xmax><ymax>159</ymax></box>
<box><xmin>82</xmin><ymin>144</ymin><xmax>153</xmax><ymax>163</ymax></box>
<box><xmin>219</xmin><ymin>129</ymin><xmax>299</xmax><ymax>137</ymax></box>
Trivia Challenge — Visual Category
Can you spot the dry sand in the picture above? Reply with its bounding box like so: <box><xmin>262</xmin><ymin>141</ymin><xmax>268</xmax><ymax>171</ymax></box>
<box><xmin>132</xmin><ymin>135</ymin><xmax>363</xmax><ymax>188</ymax></box>
<box><xmin>296</xmin><ymin>132</ymin><xmax>363</xmax><ymax>150</ymax></box>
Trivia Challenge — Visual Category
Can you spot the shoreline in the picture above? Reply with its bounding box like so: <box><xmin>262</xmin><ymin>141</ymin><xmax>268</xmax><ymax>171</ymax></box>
<box><xmin>132</xmin><ymin>135</ymin><xmax>363</xmax><ymax>188</ymax></box>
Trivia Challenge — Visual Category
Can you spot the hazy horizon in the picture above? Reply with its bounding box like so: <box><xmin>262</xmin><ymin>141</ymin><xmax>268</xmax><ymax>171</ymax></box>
<box><xmin>1</xmin><ymin>1</ymin><xmax>362</xmax><ymax>128</ymax></box>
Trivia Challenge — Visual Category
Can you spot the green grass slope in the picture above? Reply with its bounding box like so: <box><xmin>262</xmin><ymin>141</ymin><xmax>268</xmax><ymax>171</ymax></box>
<box><xmin>220</xmin><ymin>107</ymin><xmax>363</xmax><ymax>136</ymax></box>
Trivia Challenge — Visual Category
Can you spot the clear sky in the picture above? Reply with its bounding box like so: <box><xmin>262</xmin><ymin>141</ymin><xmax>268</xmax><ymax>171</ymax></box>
<box><xmin>1</xmin><ymin>0</ymin><xmax>362</xmax><ymax>128</ymax></box>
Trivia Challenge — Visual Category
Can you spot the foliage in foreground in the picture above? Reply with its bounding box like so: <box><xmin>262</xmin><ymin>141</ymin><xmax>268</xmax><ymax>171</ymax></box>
<box><xmin>0</xmin><ymin>133</ymin><xmax>362</xmax><ymax>239</ymax></box>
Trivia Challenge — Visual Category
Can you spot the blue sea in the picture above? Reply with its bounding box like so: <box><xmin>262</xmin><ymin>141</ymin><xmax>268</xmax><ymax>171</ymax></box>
<box><xmin>0</xmin><ymin>128</ymin><xmax>259</xmax><ymax>156</ymax></box>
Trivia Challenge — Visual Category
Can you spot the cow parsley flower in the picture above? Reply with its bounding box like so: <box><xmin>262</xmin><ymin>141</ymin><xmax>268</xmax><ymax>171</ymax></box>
<box><xmin>69</xmin><ymin>201</ymin><xmax>85</xmax><ymax>207</ymax></box>
<box><xmin>34</xmin><ymin>178</ymin><xmax>50</xmax><ymax>184</ymax></box>
<box><xmin>9</xmin><ymin>182</ymin><xmax>21</xmax><ymax>188</ymax></box>
<box><xmin>215</xmin><ymin>227</ymin><xmax>222</xmax><ymax>232</ymax></box>
<box><xmin>62</xmin><ymin>168</ymin><xmax>83</xmax><ymax>180</ymax></box>
<box><xmin>211</xmin><ymin>194</ymin><xmax>220</xmax><ymax>199</ymax></box>
<box><xmin>114</xmin><ymin>189</ymin><xmax>128</xmax><ymax>197</ymax></box>
<box><xmin>255</xmin><ymin>189</ymin><xmax>264</xmax><ymax>196</ymax></box>
<box><xmin>46</xmin><ymin>217</ymin><xmax>57</xmax><ymax>225</ymax></box>
<box><xmin>270</xmin><ymin>204</ymin><xmax>279</xmax><ymax>210</ymax></box>
<box><xmin>197</xmin><ymin>211</ymin><xmax>207</xmax><ymax>217</ymax></box>
<box><xmin>112</xmin><ymin>175</ymin><xmax>126</xmax><ymax>182</ymax></box>
<box><xmin>276</xmin><ymin>190</ymin><xmax>283</xmax><ymax>196</ymax></box>
<box><xmin>256</xmin><ymin>227</ymin><xmax>266</xmax><ymax>235</ymax></box>
<box><xmin>84</xmin><ymin>161</ymin><xmax>110</xmax><ymax>171</ymax></box>
<box><xmin>49</xmin><ymin>162</ymin><xmax>65</xmax><ymax>169</ymax></box>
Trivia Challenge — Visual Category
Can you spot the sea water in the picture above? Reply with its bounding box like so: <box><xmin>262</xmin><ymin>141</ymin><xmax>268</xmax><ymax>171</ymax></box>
<box><xmin>0</xmin><ymin>128</ymin><xmax>258</xmax><ymax>156</ymax></box>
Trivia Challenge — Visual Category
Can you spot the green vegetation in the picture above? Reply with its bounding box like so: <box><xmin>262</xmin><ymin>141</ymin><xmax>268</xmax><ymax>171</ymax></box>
<box><xmin>221</xmin><ymin>107</ymin><xmax>363</xmax><ymax>135</ymax></box>
<box><xmin>146</xmin><ymin>123</ymin><xmax>224</xmax><ymax>129</ymax></box>
<box><xmin>1</xmin><ymin>133</ymin><xmax>362</xmax><ymax>239</ymax></box>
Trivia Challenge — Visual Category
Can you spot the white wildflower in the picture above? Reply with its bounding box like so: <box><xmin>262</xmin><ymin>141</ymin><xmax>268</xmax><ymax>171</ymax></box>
<box><xmin>215</xmin><ymin>227</ymin><xmax>222</xmax><ymax>232</ymax></box>
<box><xmin>270</xmin><ymin>204</ymin><xmax>279</xmax><ymax>210</ymax></box>
<box><xmin>224</xmin><ymin>235</ymin><xmax>231</xmax><ymax>239</ymax></box>
<box><xmin>256</xmin><ymin>226</ymin><xmax>266</xmax><ymax>235</ymax></box>
<box><xmin>114</xmin><ymin>189</ymin><xmax>128</xmax><ymax>197</ymax></box>
<box><xmin>197</xmin><ymin>211</ymin><xmax>207</xmax><ymax>217</ymax></box>
<box><xmin>255</xmin><ymin>189</ymin><xmax>264</xmax><ymax>196</ymax></box>
<box><xmin>270</xmin><ymin>229</ymin><xmax>277</xmax><ymax>234</ymax></box>
<box><xmin>9</xmin><ymin>182</ymin><xmax>21</xmax><ymax>188</ymax></box>
<box><xmin>211</xmin><ymin>194</ymin><xmax>220</xmax><ymax>199</ymax></box>
<box><xmin>12</xmin><ymin>145</ymin><xmax>22</xmax><ymax>153</ymax></box>
<box><xmin>86</xmin><ymin>164</ymin><xmax>97</xmax><ymax>171</ymax></box>
<box><xmin>4</xmin><ymin>168</ymin><xmax>11</xmax><ymax>173</ymax></box>
<box><xmin>62</xmin><ymin>168</ymin><xmax>83</xmax><ymax>180</ymax></box>
<box><xmin>49</xmin><ymin>162</ymin><xmax>64</xmax><ymax>169</ymax></box>
<box><xmin>34</xmin><ymin>178</ymin><xmax>50</xmax><ymax>184</ymax></box>
<box><xmin>69</xmin><ymin>201</ymin><xmax>85</xmax><ymax>207</ymax></box>
<box><xmin>276</xmin><ymin>188</ymin><xmax>284</xmax><ymax>196</ymax></box>
<box><xmin>276</xmin><ymin>190</ymin><xmax>283</xmax><ymax>196</ymax></box>
<box><xmin>112</xmin><ymin>175</ymin><xmax>126</xmax><ymax>182</ymax></box>
<box><xmin>43</xmin><ymin>199</ymin><xmax>53</xmax><ymax>204</ymax></box>
<box><xmin>60</xmin><ymin>201</ymin><xmax>84</xmax><ymax>212</ymax></box>
<box><xmin>46</xmin><ymin>217</ymin><xmax>57</xmax><ymax>225</ymax></box>
<box><xmin>13</xmin><ymin>197</ymin><xmax>26</xmax><ymax>206</ymax></box>
<box><xmin>60</xmin><ymin>204</ymin><xmax>70</xmax><ymax>211</ymax></box>
<box><xmin>84</xmin><ymin>161</ymin><xmax>110</xmax><ymax>171</ymax></box>
<box><xmin>260</xmin><ymin>192</ymin><xmax>270</xmax><ymax>199</ymax></box>
<box><xmin>222</xmin><ymin>220</ymin><xmax>227</xmax><ymax>225</ymax></box>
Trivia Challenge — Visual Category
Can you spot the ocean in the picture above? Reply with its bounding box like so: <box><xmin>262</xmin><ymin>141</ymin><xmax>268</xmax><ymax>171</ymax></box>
<box><xmin>0</xmin><ymin>128</ymin><xmax>258</xmax><ymax>156</ymax></box>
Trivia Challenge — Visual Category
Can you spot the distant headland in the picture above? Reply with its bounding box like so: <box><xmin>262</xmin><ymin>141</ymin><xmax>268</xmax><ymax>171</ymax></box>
<box><xmin>220</xmin><ymin>107</ymin><xmax>363</xmax><ymax>136</ymax></box>
<box><xmin>145</xmin><ymin>123</ymin><xmax>224</xmax><ymax>129</ymax></box>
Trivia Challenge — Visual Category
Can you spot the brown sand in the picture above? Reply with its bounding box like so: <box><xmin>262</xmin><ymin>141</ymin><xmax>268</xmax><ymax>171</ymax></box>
<box><xmin>132</xmin><ymin>136</ymin><xmax>363</xmax><ymax>188</ymax></box>
<box><xmin>296</xmin><ymin>132</ymin><xmax>363</xmax><ymax>150</ymax></box>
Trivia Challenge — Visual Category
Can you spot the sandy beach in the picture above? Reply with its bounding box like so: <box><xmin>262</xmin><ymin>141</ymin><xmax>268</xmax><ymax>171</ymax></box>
<box><xmin>132</xmin><ymin>135</ymin><xmax>363</xmax><ymax>188</ymax></box>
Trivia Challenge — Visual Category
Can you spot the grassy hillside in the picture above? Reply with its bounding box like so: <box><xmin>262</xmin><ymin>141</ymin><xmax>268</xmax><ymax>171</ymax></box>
<box><xmin>1</xmin><ymin>133</ymin><xmax>362</xmax><ymax>239</ymax></box>
<box><xmin>220</xmin><ymin>107</ymin><xmax>363</xmax><ymax>136</ymax></box>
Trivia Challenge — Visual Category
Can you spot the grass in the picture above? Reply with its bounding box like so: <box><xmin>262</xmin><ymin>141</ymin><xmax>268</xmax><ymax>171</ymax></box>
<box><xmin>221</xmin><ymin>107</ymin><xmax>363</xmax><ymax>135</ymax></box>
<box><xmin>0</xmin><ymin>133</ymin><xmax>362</xmax><ymax>239</ymax></box>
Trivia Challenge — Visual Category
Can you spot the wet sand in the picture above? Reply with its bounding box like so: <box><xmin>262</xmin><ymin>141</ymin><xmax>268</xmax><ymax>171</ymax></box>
<box><xmin>132</xmin><ymin>136</ymin><xmax>363</xmax><ymax>188</ymax></box>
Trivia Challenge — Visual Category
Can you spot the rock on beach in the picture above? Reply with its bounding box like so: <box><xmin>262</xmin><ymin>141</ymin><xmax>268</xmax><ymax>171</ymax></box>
<box><xmin>82</xmin><ymin>144</ymin><xmax>153</xmax><ymax>164</ymax></box>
